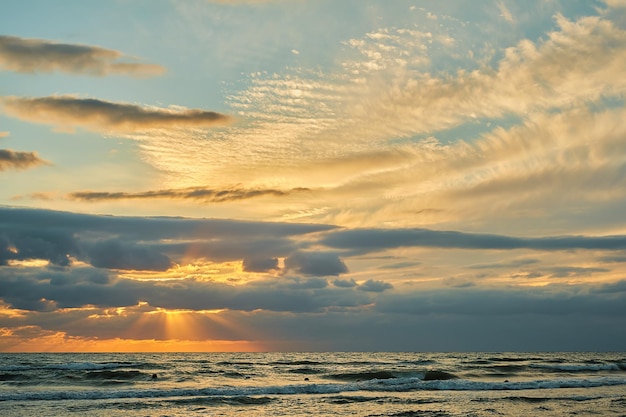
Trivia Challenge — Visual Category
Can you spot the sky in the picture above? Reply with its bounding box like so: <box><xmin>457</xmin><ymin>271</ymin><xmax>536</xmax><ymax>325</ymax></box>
<box><xmin>1</xmin><ymin>0</ymin><xmax>626</xmax><ymax>352</ymax></box>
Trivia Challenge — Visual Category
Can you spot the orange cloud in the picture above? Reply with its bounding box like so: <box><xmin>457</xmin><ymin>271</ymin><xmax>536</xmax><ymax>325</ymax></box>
<box><xmin>0</xmin><ymin>326</ymin><xmax>264</xmax><ymax>352</ymax></box>
<box><xmin>0</xmin><ymin>149</ymin><xmax>49</xmax><ymax>171</ymax></box>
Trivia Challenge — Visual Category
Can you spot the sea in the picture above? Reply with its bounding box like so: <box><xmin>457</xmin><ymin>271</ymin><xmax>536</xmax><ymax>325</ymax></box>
<box><xmin>0</xmin><ymin>352</ymin><xmax>624</xmax><ymax>416</ymax></box>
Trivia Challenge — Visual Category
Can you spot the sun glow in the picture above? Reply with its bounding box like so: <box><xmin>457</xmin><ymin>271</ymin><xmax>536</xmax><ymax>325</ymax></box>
<box><xmin>117</xmin><ymin>260</ymin><xmax>257</xmax><ymax>284</ymax></box>
<box><xmin>0</xmin><ymin>326</ymin><xmax>265</xmax><ymax>352</ymax></box>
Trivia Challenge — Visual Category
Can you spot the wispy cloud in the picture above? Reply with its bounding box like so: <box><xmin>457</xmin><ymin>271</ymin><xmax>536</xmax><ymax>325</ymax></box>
<box><xmin>0</xmin><ymin>35</ymin><xmax>165</xmax><ymax>77</ymax></box>
<box><xmin>321</xmin><ymin>228</ymin><xmax>626</xmax><ymax>254</ymax></box>
<box><xmin>69</xmin><ymin>186</ymin><xmax>310</xmax><ymax>203</ymax></box>
<box><xmin>497</xmin><ymin>1</ymin><xmax>514</xmax><ymax>23</ymax></box>
<box><xmin>0</xmin><ymin>95</ymin><xmax>232</xmax><ymax>133</ymax></box>
<box><xmin>604</xmin><ymin>0</ymin><xmax>626</xmax><ymax>8</ymax></box>
<box><xmin>0</xmin><ymin>149</ymin><xmax>48</xmax><ymax>172</ymax></box>
<box><xmin>121</xmin><ymin>12</ymin><xmax>626</xmax><ymax>229</ymax></box>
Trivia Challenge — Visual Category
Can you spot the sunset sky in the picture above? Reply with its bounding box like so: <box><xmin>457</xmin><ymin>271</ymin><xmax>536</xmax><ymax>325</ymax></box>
<box><xmin>1</xmin><ymin>0</ymin><xmax>626</xmax><ymax>352</ymax></box>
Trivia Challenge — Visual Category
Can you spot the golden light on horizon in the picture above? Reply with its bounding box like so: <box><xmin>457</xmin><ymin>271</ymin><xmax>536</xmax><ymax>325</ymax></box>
<box><xmin>0</xmin><ymin>327</ymin><xmax>266</xmax><ymax>352</ymax></box>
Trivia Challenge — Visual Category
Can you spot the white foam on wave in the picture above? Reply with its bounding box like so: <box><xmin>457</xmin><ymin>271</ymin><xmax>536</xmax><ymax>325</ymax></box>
<box><xmin>529</xmin><ymin>363</ymin><xmax>624</xmax><ymax>372</ymax></box>
<box><xmin>0</xmin><ymin>362</ymin><xmax>143</xmax><ymax>372</ymax></box>
<box><xmin>1</xmin><ymin>376</ymin><xmax>626</xmax><ymax>402</ymax></box>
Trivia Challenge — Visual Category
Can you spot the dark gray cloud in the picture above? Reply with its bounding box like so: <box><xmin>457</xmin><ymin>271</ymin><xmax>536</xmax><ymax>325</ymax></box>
<box><xmin>85</xmin><ymin>240</ymin><xmax>173</xmax><ymax>271</ymax></box>
<box><xmin>598</xmin><ymin>255</ymin><xmax>626</xmax><ymax>263</ymax></box>
<box><xmin>69</xmin><ymin>186</ymin><xmax>310</xmax><ymax>203</ymax></box>
<box><xmin>469</xmin><ymin>258</ymin><xmax>540</xmax><ymax>269</ymax></box>
<box><xmin>356</xmin><ymin>279</ymin><xmax>393</xmax><ymax>292</ymax></box>
<box><xmin>4</xmin><ymin>280</ymin><xmax>625</xmax><ymax>351</ymax></box>
<box><xmin>0</xmin><ymin>267</ymin><xmax>372</xmax><ymax>314</ymax></box>
<box><xmin>242</xmin><ymin>257</ymin><xmax>279</xmax><ymax>272</ymax></box>
<box><xmin>0</xmin><ymin>149</ymin><xmax>48</xmax><ymax>171</ymax></box>
<box><xmin>332</xmin><ymin>278</ymin><xmax>357</xmax><ymax>288</ymax></box>
<box><xmin>321</xmin><ymin>228</ymin><xmax>626</xmax><ymax>254</ymax></box>
<box><xmin>375</xmin><ymin>284</ymin><xmax>626</xmax><ymax>317</ymax></box>
<box><xmin>0</xmin><ymin>95</ymin><xmax>231</xmax><ymax>133</ymax></box>
<box><xmin>0</xmin><ymin>35</ymin><xmax>165</xmax><ymax>77</ymax></box>
<box><xmin>0</xmin><ymin>228</ymin><xmax>80</xmax><ymax>267</ymax></box>
<box><xmin>0</xmin><ymin>206</ymin><xmax>335</xmax><ymax>270</ymax></box>
<box><xmin>284</xmin><ymin>251</ymin><xmax>349</xmax><ymax>276</ymax></box>
<box><xmin>0</xmin><ymin>206</ymin><xmax>334</xmax><ymax>241</ymax></box>
<box><xmin>543</xmin><ymin>266</ymin><xmax>610</xmax><ymax>278</ymax></box>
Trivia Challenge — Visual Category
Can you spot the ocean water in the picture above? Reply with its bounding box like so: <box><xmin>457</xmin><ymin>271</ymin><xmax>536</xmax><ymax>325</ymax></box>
<box><xmin>0</xmin><ymin>352</ymin><xmax>624</xmax><ymax>416</ymax></box>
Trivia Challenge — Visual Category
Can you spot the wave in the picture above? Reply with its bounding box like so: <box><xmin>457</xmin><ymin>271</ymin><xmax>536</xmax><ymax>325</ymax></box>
<box><xmin>288</xmin><ymin>367</ymin><xmax>325</xmax><ymax>375</ymax></box>
<box><xmin>270</xmin><ymin>360</ymin><xmax>322</xmax><ymax>366</ymax></box>
<box><xmin>0</xmin><ymin>361</ymin><xmax>150</xmax><ymax>372</ymax></box>
<box><xmin>326</xmin><ymin>369</ymin><xmax>457</xmax><ymax>382</ymax></box>
<box><xmin>504</xmin><ymin>395</ymin><xmax>600</xmax><ymax>403</ymax></box>
<box><xmin>84</xmin><ymin>370</ymin><xmax>147</xmax><ymax>381</ymax></box>
<box><xmin>167</xmin><ymin>396</ymin><xmax>275</xmax><ymax>406</ymax></box>
<box><xmin>2</xmin><ymin>375</ymin><xmax>625</xmax><ymax>402</ymax></box>
<box><xmin>327</xmin><ymin>371</ymin><xmax>398</xmax><ymax>381</ymax></box>
<box><xmin>529</xmin><ymin>363</ymin><xmax>626</xmax><ymax>373</ymax></box>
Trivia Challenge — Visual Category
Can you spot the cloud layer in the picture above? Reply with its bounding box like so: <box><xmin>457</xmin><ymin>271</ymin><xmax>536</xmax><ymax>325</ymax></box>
<box><xmin>69</xmin><ymin>186</ymin><xmax>311</xmax><ymax>203</ymax></box>
<box><xmin>0</xmin><ymin>149</ymin><xmax>47</xmax><ymax>171</ymax></box>
<box><xmin>0</xmin><ymin>35</ymin><xmax>165</xmax><ymax>77</ymax></box>
<box><xmin>0</xmin><ymin>96</ymin><xmax>232</xmax><ymax>133</ymax></box>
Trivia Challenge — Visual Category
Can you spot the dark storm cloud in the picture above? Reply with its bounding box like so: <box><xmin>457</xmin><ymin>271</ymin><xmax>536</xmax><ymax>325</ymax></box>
<box><xmin>0</xmin><ymin>206</ymin><xmax>335</xmax><ymax>270</ymax></box>
<box><xmin>0</xmin><ymin>149</ymin><xmax>48</xmax><ymax>171</ymax></box>
<box><xmin>0</xmin><ymin>228</ymin><xmax>79</xmax><ymax>267</ymax></box>
<box><xmin>321</xmin><ymin>228</ymin><xmax>626</xmax><ymax>254</ymax></box>
<box><xmin>242</xmin><ymin>257</ymin><xmax>279</xmax><ymax>272</ymax></box>
<box><xmin>69</xmin><ymin>186</ymin><xmax>310</xmax><ymax>203</ymax></box>
<box><xmin>0</xmin><ymin>206</ymin><xmax>334</xmax><ymax>240</ymax></box>
<box><xmin>85</xmin><ymin>240</ymin><xmax>173</xmax><ymax>271</ymax></box>
<box><xmin>284</xmin><ymin>251</ymin><xmax>349</xmax><ymax>276</ymax></box>
<box><xmin>0</xmin><ymin>268</ymin><xmax>372</xmax><ymax>313</ymax></box>
<box><xmin>6</xmin><ymin>281</ymin><xmax>625</xmax><ymax>351</ymax></box>
<box><xmin>0</xmin><ymin>35</ymin><xmax>165</xmax><ymax>77</ymax></box>
<box><xmin>375</xmin><ymin>285</ymin><xmax>626</xmax><ymax>317</ymax></box>
<box><xmin>0</xmin><ymin>96</ymin><xmax>231</xmax><ymax>133</ymax></box>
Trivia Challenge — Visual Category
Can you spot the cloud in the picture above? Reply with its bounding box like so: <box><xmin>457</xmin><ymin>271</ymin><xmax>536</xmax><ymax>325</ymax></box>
<box><xmin>375</xmin><ymin>284</ymin><xmax>626</xmax><ymax>317</ymax></box>
<box><xmin>2</xmin><ymin>279</ymin><xmax>625</xmax><ymax>351</ymax></box>
<box><xmin>356</xmin><ymin>279</ymin><xmax>393</xmax><ymax>292</ymax></box>
<box><xmin>332</xmin><ymin>278</ymin><xmax>357</xmax><ymax>288</ymax></box>
<box><xmin>604</xmin><ymin>0</ymin><xmax>626</xmax><ymax>8</ymax></box>
<box><xmin>0</xmin><ymin>35</ymin><xmax>165</xmax><ymax>77</ymax></box>
<box><xmin>85</xmin><ymin>240</ymin><xmax>173</xmax><ymax>271</ymax></box>
<box><xmin>284</xmin><ymin>251</ymin><xmax>349</xmax><ymax>276</ymax></box>
<box><xmin>119</xmin><ymin>12</ymin><xmax>626</xmax><ymax>230</ymax></box>
<box><xmin>497</xmin><ymin>1</ymin><xmax>514</xmax><ymax>23</ymax></box>
<box><xmin>469</xmin><ymin>259</ymin><xmax>540</xmax><ymax>269</ymax></box>
<box><xmin>0</xmin><ymin>131</ymin><xmax>8</xmax><ymax>138</ymax></box>
<box><xmin>242</xmin><ymin>257</ymin><xmax>279</xmax><ymax>272</ymax></box>
<box><xmin>0</xmin><ymin>206</ymin><xmax>335</xmax><ymax>270</ymax></box>
<box><xmin>0</xmin><ymin>95</ymin><xmax>231</xmax><ymax>133</ymax></box>
<box><xmin>69</xmin><ymin>186</ymin><xmax>310</xmax><ymax>203</ymax></box>
<box><xmin>321</xmin><ymin>228</ymin><xmax>626</xmax><ymax>254</ymax></box>
<box><xmin>0</xmin><ymin>267</ymin><xmax>371</xmax><ymax>314</ymax></box>
<box><xmin>0</xmin><ymin>149</ymin><xmax>48</xmax><ymax>171</ymax></box>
